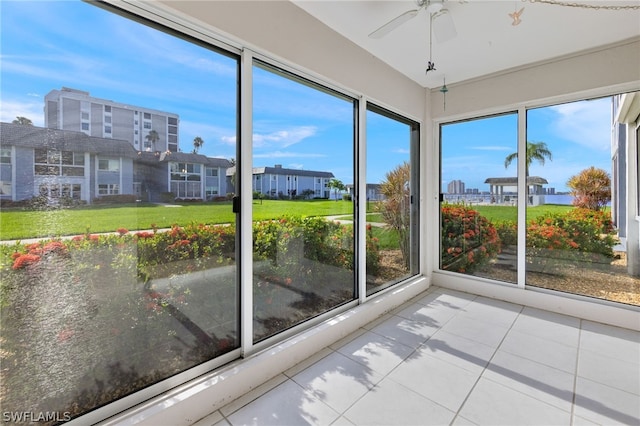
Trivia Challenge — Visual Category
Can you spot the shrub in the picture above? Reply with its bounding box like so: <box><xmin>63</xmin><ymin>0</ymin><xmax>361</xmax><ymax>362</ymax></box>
<box><xmin>530</xmin><ymin>210</ymin><xmax>615</xmax><ymax>261</ymax></box>
<box><xmin>93</xmin><ymin>194</ymin><xmax>138</xmax><ymax>204</ymax></box>
<box><xmin>252</xmin><ymin>215</ymin><xmax>380</xmax><ymax>279</ymax></box>
<box><xmin>567</xmin><ymin>166</ymin><xmax>611</xmax><ymax>211</ymax></box>
<box><xmin>441</xmin><ymin>204</ymin><xmax>500</xmax><ymax>274</ymax></box>
<box><xmin>495</xmin><ymin>220</ymin><xmax>517</xmax><ymax>246</ymax></box>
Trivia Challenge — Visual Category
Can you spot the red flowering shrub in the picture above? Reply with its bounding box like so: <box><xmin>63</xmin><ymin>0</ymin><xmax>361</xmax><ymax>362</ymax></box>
<box><xmin>116</xmin><ymin>228</ymin><xmax>129</xmax><ymax>236</ymax></box>
<box><xmin>441</xmin><ymin>204</ymin><xmax>500</xmax><ymax>274</ymax></box>
<box><xmin>12</xmin><ymin>253</ymin><xmax>41</xmax><ymax>270</ymax></box>
<box><xmin>528</xmin><ymin>209</ymin><xmax>615</xmax><ymax>265</ymax></box>
<box><xmin>42</xmin><ymin>241</ymin><xmax>67</xmax><ymax>255</ymax></box>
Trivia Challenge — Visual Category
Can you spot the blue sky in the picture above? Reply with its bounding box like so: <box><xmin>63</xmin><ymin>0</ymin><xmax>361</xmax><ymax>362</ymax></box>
<box><xmin>1</xmin><ymin>1</ymin><xmax>613</xmax><ymax>190</ymax></box>
<box><xmin>441</xmin><ymin>97</ymin><xmax>613</xmax><ymax>193</ymax></box>
<box><xmin>0</xmin><ymin>0</ymin><xmax>410</xmax><ymax>186</ymax></box>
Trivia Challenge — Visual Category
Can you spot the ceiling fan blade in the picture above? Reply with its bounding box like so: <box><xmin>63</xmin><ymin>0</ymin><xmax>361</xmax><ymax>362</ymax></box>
<box><xmin>369</xmin><ymin>9</ymin><xmax>419</xmax><ymax>39</ymax></box>
<box><xmin>433</xmin><ymin>9</ymin><xmax>457</xmax><ymax>43</ymax></box>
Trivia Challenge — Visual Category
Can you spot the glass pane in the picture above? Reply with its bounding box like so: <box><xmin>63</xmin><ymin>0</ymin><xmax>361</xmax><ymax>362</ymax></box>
<box><xmin>365</xmin><ymin>105</ymin><xmax>419</xmax><ymax>295</ymax></box>
<box><xmin>526</xmin><ymin>96</ymin><xmax>640</xmax><ymax>306</ymax></box>
<box><xmin>0</xmin><ymin>1</ymin><xmax>239</xmax><ymax>421</ymax></box>
<box><xmin>252</xmin><ymin>61</ymin><xmax>356</xmax><ymax>342</ymax></box>
<box><xmin>440</xmin><ymin>113</ymin><xmax>518</xmax><ymax>284</ymax></box>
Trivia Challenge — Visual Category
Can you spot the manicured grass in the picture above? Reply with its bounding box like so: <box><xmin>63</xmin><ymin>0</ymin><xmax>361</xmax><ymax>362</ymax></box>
<box><xmin>0</xmin><ymin>199</ymin><xmax>354</xmax><ymax>240</ymax></box>
<box><xmin>0</xmin><ymin>200</ymin><xmax>598</xmax><ymax>241</ymax></box>
<box><xmin>473</xmin><ymin>204</ymin><xmax>573</xmax><ymax>223</ymax></box>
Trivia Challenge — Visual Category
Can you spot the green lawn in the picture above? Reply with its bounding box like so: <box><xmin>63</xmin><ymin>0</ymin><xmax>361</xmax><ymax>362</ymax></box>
<box><xmin>0</xmin><ymin>200</ymin><xmax>354</xmax><ymax>240</ymax></box>
<box><xmin>474</xmin><ymin>204</ymin><xmax>574</xmax><ymax>223</ymax></box>
<box><xmin>0</xmin><ymin>200</ymin><xmax>588</xmax><ymax>241</ymax></box>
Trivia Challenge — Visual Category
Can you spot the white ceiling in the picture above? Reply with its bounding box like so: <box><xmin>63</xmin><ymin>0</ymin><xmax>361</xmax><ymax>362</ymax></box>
<box><xmin>293</xmin><ymin>0</ymin><xmax>640</xmax><ymax>89</ymax></box>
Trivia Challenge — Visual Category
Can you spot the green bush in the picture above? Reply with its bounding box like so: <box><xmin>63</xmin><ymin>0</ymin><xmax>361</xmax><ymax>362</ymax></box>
<box><xmin>529</xmin><ymin>209</ymin><xmax>616</xmax><ymax>263</ymax></box>
<box><xmin>495</xmin><ymin>220</ymin><xmax>517</xmax><ymax>246</ymax></box>
<box><xmin>93</xmin><ymin>194</ymin><xmax>138</xmax><ymax>204</ymax></box>
<box><xmin>441</xmin><ymin>204</ymin><xmax>500</xmax><ymax>274</ymax></box>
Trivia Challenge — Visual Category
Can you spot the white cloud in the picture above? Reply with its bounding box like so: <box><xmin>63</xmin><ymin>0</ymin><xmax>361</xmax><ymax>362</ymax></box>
<box><xmin>288</xmin><ymin>163</ymin><xmax>304</xmax><ymax>170</ymax></box>
<box><xmin>221</xmin><ymin>135</ymin><xmax>236</xmax><ymax>145</ymax></box>
<box><xmin>392</xmin><ymin>148</ymin><xmax>410</xmax><ymax>154</ymax></box>
<box><xmin>253</xmin><ymin>126</ymin><xmax>317</xmax><ymax>148</ymax></box>
<box><xmin>219</xmin><ymin>126</ymin><xmax>318</xmax><ymax>148</ymax></box>
<box><xmin>0</xmin><ymin>99</ymin><xmax>45</xmax><ymax>126</ymax></box>
<box><xmin>549</xmin><ymin>98</ymin><xmax>611</xmax><ymax>151</ymax></box>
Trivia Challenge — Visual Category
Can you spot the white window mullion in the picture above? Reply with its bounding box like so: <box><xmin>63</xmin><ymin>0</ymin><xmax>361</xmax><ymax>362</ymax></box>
<box><xmin>517</xmin><ymin>107</ymin><xmax>527</xmax><ymax>289</ymax></box>
<box><xmin>240</xmin><ymin>48</ymin><xmax>254</xmax><ymax>356</ymax></box>
<box><xmin>358</xmin><ymin>98</ymin><xmax>367</xmax><ymax>303</ymax></box>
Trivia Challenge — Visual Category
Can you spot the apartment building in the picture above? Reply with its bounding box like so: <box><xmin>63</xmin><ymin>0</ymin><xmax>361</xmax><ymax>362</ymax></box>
<box><xmin>45</xmin><ymin>87</ymin><xmax>179</xmax><ymax>153</ymax></box>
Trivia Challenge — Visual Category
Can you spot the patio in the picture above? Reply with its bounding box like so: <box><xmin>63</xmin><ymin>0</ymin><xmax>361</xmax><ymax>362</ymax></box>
<box><xmin>194</xmin><ymin>286</ymin><xmax>640</xmax><ymax>426</ymax></box>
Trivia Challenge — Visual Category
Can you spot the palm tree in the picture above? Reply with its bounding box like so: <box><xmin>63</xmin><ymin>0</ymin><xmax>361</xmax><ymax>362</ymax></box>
<box><xmin>327</xmin><ymin>178</ymin><xmax>345</xmax><ymax>201</ymax></box>
<box><xmin>145</xmin><ymin>130</ymin><xmax>160</xmax><ymax>151</ymax></box>
<box><xmin>12</xmin><ymin>116</ymin><xmax>33</xmax><ymax>125</ymax></box>
<box><xmin>192</xmin><ymin>136</ymin><xmax>204</xmax><ymax>154</ymax></box>
<box><xmin>504</xmin><ymin>141</ymin><xmax>553</xmax><ymax>176</ymax></box>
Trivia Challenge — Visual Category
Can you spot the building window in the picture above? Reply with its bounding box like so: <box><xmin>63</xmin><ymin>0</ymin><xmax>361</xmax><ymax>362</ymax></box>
<box><xmin>98</xmin><ymin>184</ymin><xmax>119</xmax><ymax>195</ymax></box>
<box><xmin>143</xmin><ymin>112</ymin><xmax>151</xmax><ymax>119</ymax></box>
<box><xmin>168</xmin><ymin>117</ymin><xmax>177</xmax><ymax>125</ymax></box>
<box><xmin>0</xmin><ymin>181</ymin><xmax>11</xmax><ymax>196</ymax></box>
<box><xmin>98</xmin><ymin>158</ymin><xmax>120</xmax><ymax>172</ymax></box>
<box><xmin>205</xmin><ymin>186</ymin><xmax>218</xmax><ymax>198</ymax></box>
<box><xmin>39</xmin><ymin>183</ymin><xmax>81</xmax><ymax>199</ymax></box>
<box><xmin>104</xmin><ymin>105</ymin><xmax>111</xmax><ymax>113</ymax></box>
<box><xmin>170</xmin><ymin>162</ymin><xmax>201</xmax><ymax>181</ymax></box>
<box><xmin>171</xmin><ymin>181</ymin><xmax>201</xmax><ymax>198</ymax></box>
<box><xmin>0</xmin><ymin>148</ymin><xmax>11</xmax><ymax>164</ymax></box>
<box><xmin>81</xmin><ymin>122</ymin><xmax>89</xmax><ymax>131</ymax></box>
<box><xmin>143</xmin><ymin>122</ymin><xmax>151</xmax><ymax>129</ymax></box>
<box><xmin>205</xmin><ymin>167</ymin><xmax>218</xmax><ymax>177</ymax></box>
<box><xmin>105</xmin><ymin>126</ymin><xmax>112</xmax><ymax>134</ymax></box>
<box><xmin>105</xmin><ymin>116</ymin><xmax>112</xmax><ymax>124</ymax></box>
<box><xmin>34</xmin><ymin>149</ymin><xmax>84</xmax><ymax>176</ymax></box>
<box><xmin>81</xmin><ymin>112</ymin><xmax>89</xmax><ymax>120</ymax></box>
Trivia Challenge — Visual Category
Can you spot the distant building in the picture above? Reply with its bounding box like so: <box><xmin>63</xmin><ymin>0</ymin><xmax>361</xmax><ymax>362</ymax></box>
<box><xmin>1</xmin><ymin>122</ymin><xmax>136</xmax><ymax>202</ymax></box>
<box><xmin>45</xmin><ymin>87</ymin><xmax>180</xmax><ymax>152</ymax></box>
<box><xmin>227</xmin><ymin>164</ymin><xmax>334</xmax><ymax>198</ymax></box>
<box><xmin>0</xmin><ymin>122</ymin><xmax>232</xmax><ymax>203</ymax></box>
<box><xmin>345</xmin><ymin>183</ymin><xmax>384</xmax><ymax>201</ymax></box>
<box><xmin>447</xmin><ymin>180</ymin><xmax>465</xmax><ymax>194</ymax></box>
<box><xmin>0</xmin><ymin>88</ymin><xmax>234</xmax><ymax>203</ymax></box>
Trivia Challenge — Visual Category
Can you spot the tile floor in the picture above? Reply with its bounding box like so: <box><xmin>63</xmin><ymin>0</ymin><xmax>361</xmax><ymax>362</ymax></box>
<box><xmin>194</xmin><ymin>287</ymin><xmax>640</xmax><ymax>426</ymax></box>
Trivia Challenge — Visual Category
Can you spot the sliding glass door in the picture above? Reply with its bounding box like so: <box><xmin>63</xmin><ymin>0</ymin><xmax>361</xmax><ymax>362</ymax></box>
<box><xmin>251</xmin><ymin>61</ymin><xmax>357</xmax><ymax>342</ymax></box>
<box><xmin>439</xmin><ymin>113</ymin><xmax>518</xmax><ymax>284</ymax></box>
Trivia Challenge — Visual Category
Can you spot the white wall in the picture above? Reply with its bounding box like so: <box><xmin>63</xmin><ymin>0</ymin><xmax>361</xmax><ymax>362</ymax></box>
<box><xmin>430</xmin><ymin>38</ymin><xmax>640</xmax><ymax>118</ymax></box>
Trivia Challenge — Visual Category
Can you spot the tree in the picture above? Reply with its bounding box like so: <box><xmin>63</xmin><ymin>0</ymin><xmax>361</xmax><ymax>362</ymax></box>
<box><xmin>567</xmin><ymin>166</ymin><xmax>611</xmax><ymax>211</ymax></box>
<box><xmin>327</xmin><ymin>178</ymin><xmax>345</xmax><ymax>201</ymax></box>
<box><xmin>504</xmin><ymin>141</ymin><xmax>553</xmax><ymax>176</ymax></box>
<box><xmin>192</xmin><ymin>136</ymin><xmax>204</xmax><ymax>154</ymax></box>
<box><xmin>378</xmin><ymin>162</ymin><xmax>411</xmax><ymax>269</ymax></box>
<box><xmin>12</xmin><ymin>116</ymin><xmax>33</xmax><ymax>125</ymax></box>
<box><xmin>145</xmin><ymin>130</ymin><xmax>160</xmax><ymax>151</ymax></box>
